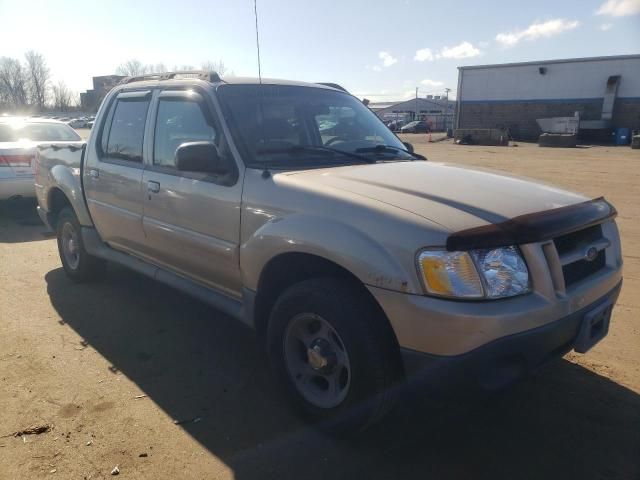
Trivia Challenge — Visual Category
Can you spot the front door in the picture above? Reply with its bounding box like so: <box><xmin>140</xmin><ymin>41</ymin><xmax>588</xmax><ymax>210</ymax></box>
<box><xmin>140</xmin><ymin>89</ymin><xmax>243</xmax><ymax>298</ymax></box>
<box><xmin>83</xmin><ymin>90</ymin><xmax>150</xmax><ymax>255</ymax></box>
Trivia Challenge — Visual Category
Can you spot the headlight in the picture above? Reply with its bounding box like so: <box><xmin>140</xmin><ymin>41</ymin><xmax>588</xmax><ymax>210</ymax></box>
<box><xmin>418</xmin><ymin>246</ymin><xmax>530</xmax><ymax>299</ymax></box>
<box><xmin>418</xmin><ymin>250</ymin><xmax>484</xmax><ymax>298</ymax></box>
<box><xmin>470</xmin><ymin>246</ymin><xmax>530</xmax><ymax>298</ymax></box>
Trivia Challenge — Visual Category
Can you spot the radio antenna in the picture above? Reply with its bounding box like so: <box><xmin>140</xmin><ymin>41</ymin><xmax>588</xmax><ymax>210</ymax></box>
<box><xmin>253</xmin><ymin>0</ymin><xmax>263</xmax><ymax>85</ymax></box>
<box><xmin>253</xmin><ymin>0</ymin><xmax>270</xmax><ymax>177</ymax></box>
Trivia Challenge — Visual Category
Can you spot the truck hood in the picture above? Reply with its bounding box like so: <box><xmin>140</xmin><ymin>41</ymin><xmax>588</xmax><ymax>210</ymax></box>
<box><xmin>283</xmin><ymin>161</ymin><xmax>588</xmax><ymax>232</ymax></box>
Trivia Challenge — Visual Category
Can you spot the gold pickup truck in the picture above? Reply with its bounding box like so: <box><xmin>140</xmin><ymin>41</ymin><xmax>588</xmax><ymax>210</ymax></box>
<box><xmin>35</xmin><ymin>72</ymin><xmax>623</xmax><ymax>433</ymax></box>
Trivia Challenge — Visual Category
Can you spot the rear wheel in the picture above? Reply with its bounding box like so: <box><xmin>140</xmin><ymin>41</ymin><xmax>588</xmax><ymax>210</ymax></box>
<box><xmin>267</xmin><ymin>278</ymin><xmax>401</xmax><ymax>434</ymax></box>
<box><xmin>56</xmin><ymin>207</ymin><xmax>106</xmax><ymax>282</ymax></box>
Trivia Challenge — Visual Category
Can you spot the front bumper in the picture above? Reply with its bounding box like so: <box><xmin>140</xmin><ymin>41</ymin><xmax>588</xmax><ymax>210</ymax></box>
<box><xmin>400</xmin><ymin>281</ymin><xmax>621</xmax><ymax>392</ymax></box>
<box><xmin>368</xmin><ymin>257</ymin><xmax>622</xmax><ymax>356</ymax></box>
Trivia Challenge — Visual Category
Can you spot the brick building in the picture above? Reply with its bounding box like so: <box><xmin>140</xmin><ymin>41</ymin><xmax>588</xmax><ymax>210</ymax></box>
<box><xmin>80</xmin><ymin>75</ymin><xmax>125</xmax><ymax>112</ymax></box>
<box><xmin>455</xmin><ymin>55</ymin><xmax>640</xmax><ymax>141</ymax></box>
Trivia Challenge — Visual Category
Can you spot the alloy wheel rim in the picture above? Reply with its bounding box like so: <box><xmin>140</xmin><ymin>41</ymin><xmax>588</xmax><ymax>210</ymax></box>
<box><xmin>61</xmin><ymin>222</ymin><xmax>80</xmax><ymax>270</ymax></box>
<box><xmin>283</xmin><ymin>313</ymin><xmax>351</xmax><ymax>409</ymax></box>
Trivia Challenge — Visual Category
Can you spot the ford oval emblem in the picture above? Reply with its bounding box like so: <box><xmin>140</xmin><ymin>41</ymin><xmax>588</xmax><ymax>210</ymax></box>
<box><xmin>585</xmin><ymin>247</ymin><xmax>599</xmax><ymax>262</ymax></box>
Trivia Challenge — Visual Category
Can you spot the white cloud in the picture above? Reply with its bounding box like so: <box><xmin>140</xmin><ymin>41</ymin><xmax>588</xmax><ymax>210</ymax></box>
<box><xmin>421</xmin><ymin>79</ymin><xmax>444</xmax><ymax>87</ymax></box>
<box><xmin>414</xmin><ymin>42</ymin><xmax>482</xmax><ymax>63</ymax></box>
<box><xmin>378</xmin><ymin>51</ymin><xmax>397</xmax><ymax>67</ymax></box>
<box><xmin>496</xmin><ymin>19</ymin><xmax>580</xmax><ymax>47</ymax></box>
<box><xmin>599</xmin><ymin>23</ymin><xmax>614</xmax><ymax>30</ymax></box>
<box><xmin>414</xmin><ymin>48</ymin><xmax>434</xmax><ymax>62</ymax></box>
<box><xmin>371</xmin><ymin>65</ymin><xmax>382</xmax><ymax>72</ymax></box>
<box><xmin>436</xmin><ymin>41</ymin><xmax>481</xmax><ymax>59</ymax></box>
<box><xmin>596</xmin><ymin>0</ymin><xmax>640</xmax><ymax>16</ymax></box>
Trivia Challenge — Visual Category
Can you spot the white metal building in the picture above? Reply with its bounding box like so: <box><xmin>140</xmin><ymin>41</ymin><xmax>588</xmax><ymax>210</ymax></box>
<box><xmin>456</xmin><ymin>54</ymin><xmax>640</xmax><ymax>140</ymax></box>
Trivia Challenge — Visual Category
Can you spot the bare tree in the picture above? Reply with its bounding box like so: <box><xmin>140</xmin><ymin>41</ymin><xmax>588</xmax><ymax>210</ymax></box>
<box><xmin>116</xmin><ymin>59</ymin><xmax>149</xmax><ymax>77</ymax></box>
<box><xmin>69</xmin><ymin>91</ymin><xmax>81</xmax><ymax>109</ymax></box>
<box><xmin>25</xmin><ymin>51</ymin><xmax>50</xmax><ymax>111</ymax></box>
<box><xmin>114</xmin><ymin>59</ymin><xmax>232</xmax><ymax>79</ymax></box>
<box><xmin>52</xmin><ymin>81</ymin><xmax>73</xmax><ymax>111</ymax></box>
<box><xmin>0</xmin><ymin>74</ymin><xmax>7</xmax><ymax>109</ymax></box>
<box><xmin>149</xmin><ymin>63</ymin><xmax>167</xmax><ymax>74</ymax></box>
<box><xmin>174</xmin><ymin>64</ymin><xmax>195</xmax><ymax>71</ymax></box>
<box><xmin>0</xmin><ymin>57</ymin><xmax>28</xmax><ymax>108</ymax></box>
<box><xmin>201</xmin><ymin>60</ymin><xmax>230</xmax><ymax>76</ymax></box>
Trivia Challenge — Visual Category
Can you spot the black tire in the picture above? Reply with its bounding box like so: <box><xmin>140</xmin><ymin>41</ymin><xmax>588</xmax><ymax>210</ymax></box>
<box><xmin>267</xmin><ymin>277</ymin><xmax>401</xmax><ymax>434</ymax></box>
<box><xmin>56</xmin><ymin>207</ymin><xmax>106</xmax><ymax>282</ymax></box>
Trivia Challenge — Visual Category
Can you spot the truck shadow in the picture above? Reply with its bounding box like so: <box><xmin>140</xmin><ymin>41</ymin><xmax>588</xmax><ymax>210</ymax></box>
<box><xmin>0</xmin><ymin>198</ymin><xmax>53</xmax><ymax>243</ymax></box>
<box><xmin>45</xmin><ymin>266</ymin><xmax>640</xmax><ymax>480</ymax></box>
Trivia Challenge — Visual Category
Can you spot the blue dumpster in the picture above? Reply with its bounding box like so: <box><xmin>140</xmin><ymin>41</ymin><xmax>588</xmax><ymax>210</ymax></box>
<box><xmin>614</xmin><ymin>128</ymin><xmax>631</xmax><ymax>145</ymax></box>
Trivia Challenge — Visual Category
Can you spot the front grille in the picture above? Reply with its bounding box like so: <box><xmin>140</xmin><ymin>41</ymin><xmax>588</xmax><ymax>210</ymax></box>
<box><xmin>553</xmin><ymin>224</ymin><xmax>607</xmax><ymax>288</ymax></box>
<box><xmin>562</xmin><ymin>250</ymin><xmax>606</xmax><ymax>287</ymax></box>
<box><xmin>554</xmin><ymin>224</ymin><xmax>603</xmax><ymax>256</ymax></box>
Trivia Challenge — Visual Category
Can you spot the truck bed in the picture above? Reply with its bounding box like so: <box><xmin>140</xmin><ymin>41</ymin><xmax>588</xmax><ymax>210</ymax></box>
<box><xmin>36</xmin><ymin>141</ymin><xmax>86</xmax><ymax>172</ymax></box>
<box><xmin>35</xmin><ymin>141</ymin><xmax>89</xmax><ymax>227</ymax></box>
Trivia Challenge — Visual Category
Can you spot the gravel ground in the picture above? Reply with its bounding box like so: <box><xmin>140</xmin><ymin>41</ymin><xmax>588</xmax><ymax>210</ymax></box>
<box><xmin>0</xmin><ymin>139</ymin><xmax>638</xmax><ymax>479</ymax></box>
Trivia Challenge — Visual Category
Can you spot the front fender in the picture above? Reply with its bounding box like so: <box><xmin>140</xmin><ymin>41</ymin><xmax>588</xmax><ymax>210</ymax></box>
<box><xmin>47</xmin><ymin>164</ymin><xmax>93</xmax><ymax>226</ymax></box>
<box><xmin>241</xmin><ymin>213</ymin><xmax>420</xmax><ymax>294</ymax></box>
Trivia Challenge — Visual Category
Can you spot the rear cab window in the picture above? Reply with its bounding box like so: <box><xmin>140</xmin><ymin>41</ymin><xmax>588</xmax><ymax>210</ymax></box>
<box><xmin>102</xmin><ymin>93</ymin><xmax>151</xmax><ymax>164</ymax></box>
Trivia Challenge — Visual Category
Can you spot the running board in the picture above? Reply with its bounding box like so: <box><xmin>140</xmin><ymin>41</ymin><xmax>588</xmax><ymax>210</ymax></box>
<box><xmin>81</xmin><ymin>227</ymin><xmax>252</xmax><ymax>326</ymax></box>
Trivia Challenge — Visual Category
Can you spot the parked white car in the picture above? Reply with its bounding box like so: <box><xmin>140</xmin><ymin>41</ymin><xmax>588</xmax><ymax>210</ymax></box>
<box><xmin>67</xmin><ymin>118</ymin><xmax>87</xmax><ymax>128</ymax></box>
<box><xmin>0</xmin><ymin>118</ymin><xmax>81</xmax><ymax>200</ymax></box>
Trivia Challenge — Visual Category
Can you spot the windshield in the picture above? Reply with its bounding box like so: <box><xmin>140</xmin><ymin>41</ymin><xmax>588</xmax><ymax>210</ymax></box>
<box><xmin>0</xmin><ymin>122</ymin><xmax>82</xmax><ymax>142</ymax></box>
<box><xmin>217</xmin><ymin>84</ymin><xmax>414</xmax><ymax>167</ymax></box>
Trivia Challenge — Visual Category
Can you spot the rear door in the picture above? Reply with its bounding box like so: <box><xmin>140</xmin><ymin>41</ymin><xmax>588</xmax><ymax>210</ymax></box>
<box><xmin>83</xmin><ymin>90</ymin><xmax>150</xmax><ymax>254</ymax></box>
<box><xmin>140</xmin><ymin>89</ymin><xmax>243</xmax><ymax>297</ymax></box>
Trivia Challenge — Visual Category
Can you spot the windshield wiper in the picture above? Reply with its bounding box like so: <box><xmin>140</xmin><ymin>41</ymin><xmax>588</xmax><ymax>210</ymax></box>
<box><xmin>355</xmin><ymin>144</ymin><xmax>426</xmax><ymax>160</ymax></box>
<box><xmin>257</xmin><ymin>145</ymin><xmax>376</xmax><ymax>164</ymax></box>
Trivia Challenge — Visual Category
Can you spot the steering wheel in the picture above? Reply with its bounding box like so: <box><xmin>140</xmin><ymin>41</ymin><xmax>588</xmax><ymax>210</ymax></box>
<box><xmin>324</xmin><ymin>136</ymin><xmax>351</xmax><ymax>146</ymax></box>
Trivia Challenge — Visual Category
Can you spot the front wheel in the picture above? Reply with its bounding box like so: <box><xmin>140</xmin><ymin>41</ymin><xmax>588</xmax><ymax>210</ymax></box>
<box><xmin>267</xmin><ymin>278</ymin><xmax>401</xmax><ymax>434</ymax></box>
<box><xmin>56</xmin><ymin>207</ymin><xmax>106</xmax><ymax>282</ymax></box>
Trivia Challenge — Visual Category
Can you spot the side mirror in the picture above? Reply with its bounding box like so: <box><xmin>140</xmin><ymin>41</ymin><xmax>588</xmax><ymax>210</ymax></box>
<box><xmin>175</xmin><ymin>141</ymin><xmax>222</xmax><ymax>173</ymax></box>
<box><xmin>402</xmin><ymin>142</ymin><xmax>414</xmax><ymax>154</ymax></box>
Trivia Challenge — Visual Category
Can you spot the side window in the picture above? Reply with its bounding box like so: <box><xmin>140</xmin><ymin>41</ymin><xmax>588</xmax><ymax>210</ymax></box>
<box><xmin>153</xmin><ymin>98</ymin><xmax>217</xmax><ymax>168</ymax></box>
<box><xmin>105</xmin><ymin>98</ymin><xmax>150</xmax><ymax>163</ymax></box>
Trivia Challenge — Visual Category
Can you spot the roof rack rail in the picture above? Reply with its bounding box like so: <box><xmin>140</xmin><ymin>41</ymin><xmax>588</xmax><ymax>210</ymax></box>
<box><xmin>119</xmin><ymin>71</ymin><xmax>222</xmax><ymax>85</ymax></box>
<box><xmin>316</xmin><ymin>82</ymin><xmax>348</xmax><ymax>93</ymax></box>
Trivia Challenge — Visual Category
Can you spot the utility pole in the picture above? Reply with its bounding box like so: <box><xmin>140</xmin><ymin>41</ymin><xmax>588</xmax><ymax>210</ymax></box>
<box><xmin>444</xmin><ymin>87</ymin><xmax>451</xmax><ymax>132</ymax></box>
<box><xmin>415</xmin><ymin>87</ymin><xmax>419</xmax><ymax>121</ymax></box>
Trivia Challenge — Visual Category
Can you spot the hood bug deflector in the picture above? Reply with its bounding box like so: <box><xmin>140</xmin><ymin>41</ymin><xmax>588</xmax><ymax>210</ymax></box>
<box><xmin>446</xmin><ymin>197</ymin><xmax>617</xmax><ymax>251</ymax></box>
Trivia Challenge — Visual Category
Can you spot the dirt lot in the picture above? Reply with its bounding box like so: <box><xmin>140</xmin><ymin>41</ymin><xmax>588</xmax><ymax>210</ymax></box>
<box><xmin>1</xmin><ymin>139</ymin><xmax>639</xmax><ymax>479</ymax></box>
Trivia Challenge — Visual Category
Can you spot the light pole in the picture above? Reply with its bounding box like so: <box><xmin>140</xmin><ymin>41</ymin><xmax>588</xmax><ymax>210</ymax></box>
<box><xmin>415</xmin><ymin>87</ymin><xmax>418</xmax><ymax>121</ymax></box>
<box><xmin>444</xmin><ymin>87</ymin><xmax>451</xmax><ymax>132</ymax></box>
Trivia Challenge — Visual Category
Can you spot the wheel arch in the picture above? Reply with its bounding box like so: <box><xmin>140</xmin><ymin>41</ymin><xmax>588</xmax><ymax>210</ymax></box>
<box><xmin>252</xmin><ymin>252</ymin><xmax>401</xmax><ymax>357</ymax></box>
<box><xmin>47</xmin><ymin>187</ymin><xmax>73</xmax><ymax>228</ymax></box>
<box><xmin>46</xmin><ymin>164</ymin><xmax>93</xmax><ymax>227</ymax></box>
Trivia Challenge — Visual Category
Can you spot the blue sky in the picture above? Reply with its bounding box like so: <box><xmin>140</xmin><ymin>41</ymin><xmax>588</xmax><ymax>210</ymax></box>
<box><xmin>0</xmin><ymin>0</ymin><xmax>638</xmax><ymax>100</ymax></box>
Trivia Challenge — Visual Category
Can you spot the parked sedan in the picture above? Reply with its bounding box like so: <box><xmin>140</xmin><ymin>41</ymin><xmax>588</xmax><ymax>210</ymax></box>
<box><xmin>386</xmin><ymin>120</ymin><xmax>405</xmax><ymax>132</ymax></box>
<box><xmin>67</xmin><ymin>118</ymin><xmax>87</xmax><ymax>128</ymax></box>
<box><xmin>0</xmin><ymin>118</ymin><xmax>81</xmax><ymax>200</ymax></box>
<box><xmin>400</xmin><ymin>120</ymin><xmax>429</xmax><ymax>134</ymax></box>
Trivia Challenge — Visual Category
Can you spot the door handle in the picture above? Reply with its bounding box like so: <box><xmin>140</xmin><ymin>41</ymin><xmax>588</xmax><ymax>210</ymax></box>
<box><xmin>88</xmin><ymin>169</ymin><xmax>99</xmax><ymax>179</ymax></box>
<box><xmin>147</xmin><ymin>181</ymin><xmax>160</xmax><ymax>193</ymax></box>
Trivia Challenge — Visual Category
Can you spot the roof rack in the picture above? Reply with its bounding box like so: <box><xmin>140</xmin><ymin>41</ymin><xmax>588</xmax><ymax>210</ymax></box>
<box><xmin>119</xmin><ymin>71</ymin><xmax>222</xmax><ymax>85</ymax></box>
<box><xmin>316</xmin><ymin>82</ymin><xmax>348</xmax><ymax>93</ymax></box>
